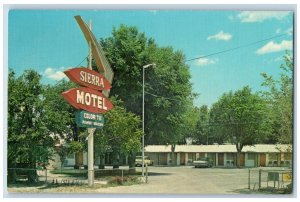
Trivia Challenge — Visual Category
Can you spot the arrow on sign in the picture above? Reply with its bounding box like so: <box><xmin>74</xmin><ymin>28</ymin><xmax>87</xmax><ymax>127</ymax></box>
<box><xmin>62</xmin><ymin>87</ymin><xmax>113</xmax><ymax>114</ymax></box>
<box><xmin>74</xmin><ymin>15</ymin><xmax>114</xmax><ymax>97</ymax></box>
<box><xmin>64</xmin><ymin>67</ymin><xmax>112</xmax><ymax>91</ymax></box>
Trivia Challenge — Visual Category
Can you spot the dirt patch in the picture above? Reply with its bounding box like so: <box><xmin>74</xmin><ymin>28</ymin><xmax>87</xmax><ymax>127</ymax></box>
<box><xmin>7</xmin><ymin>176</ymin><xmax>142</xmax><ymax>193</ymax></box>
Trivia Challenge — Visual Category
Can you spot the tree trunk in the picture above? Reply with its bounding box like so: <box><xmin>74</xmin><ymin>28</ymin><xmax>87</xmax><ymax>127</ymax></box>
<box><xmin>236</xmin><ymin>150</ymin><xmax>241</xmax><ymax>168</ymax></box>
<box><xmin>128</xmin><ymin>152</ymin><xmax>136</xmax><ymax>174</ymax></box>
<box><xmin>98</xmin><ymin>154</ymin><xmax>105</xmax><ymax>169</ymax></box>
<box><xmin>171</xmin><ymin>144</ymin><xmax>176</xmax><ymax>166</ymax></box>
<box><xmin>112</xmin><ymin>149</ymin><xmax>119</xmax><ymax>169</ymax></box>
<box><xmin>236</xmin><ymin>143</ymin><xmax>243</xmax><ymax>168</ymax></box>
<box><xmin>27</xmin><ymin>156</ymin><xmax>38</xmax><ymax>183</ymax></box>
<box><xmin>7</xmin><ymin>162</ymin><xmax>17</xmax><ymax>184</ymax></box>
<box><xmin>74</xmin><ymin>152</ymin><xmax>80</xmax><ymax>169</ymax></box>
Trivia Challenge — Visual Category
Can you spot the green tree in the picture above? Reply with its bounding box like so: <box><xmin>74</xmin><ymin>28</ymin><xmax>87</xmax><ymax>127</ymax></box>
<box><xmin>261</xmin><ymin>53</ymin><xmax>293</xmax><ymax>144</ymax></box>
<box><xmin>43</xmin><ymin>80</ymin><xmax>86</xmax><ymax>169</ymax></box>
<box><xmin>209</xmin><ymin>86</ymin><xmax>272</xmax><ymax>167</ymax></box>
<box><xmin>100</xmin><ymin>25</ymin><xmax>148</xmax><ymax>115</ymax></box>
<box><xmin>95</xmin><ymin>99</ymin><xmax>143</xmax><ymax>170</ymax></box>
<box><xmin>8</xmin><ymin>69</ymin><xmax>55</xmax><ymax>182</ymax></box>
<box><xmin>94</xmin><ymin>131</ymin><xmax>110</xmax><ymax>169</ymax></box>
<box><xmin>143</xmin><ymin>47</ymin><xmax>194</xmax><ymax>166</ymax></box>
<box><xmin>192</xmin><ymin>105</ymin><xmax>210</xmax><ymax>145</ymax></box>
<box><xmin>101</xmin><ymin>25</ymin><xmax>194</xmax><ymax>164</ymax></box>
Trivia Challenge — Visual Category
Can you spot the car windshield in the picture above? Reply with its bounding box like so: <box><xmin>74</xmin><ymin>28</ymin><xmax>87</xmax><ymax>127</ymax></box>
<box><xmin>198</xmin><ymin>157</ymin><xmax>208</xmax><ymax>161</ymax></box>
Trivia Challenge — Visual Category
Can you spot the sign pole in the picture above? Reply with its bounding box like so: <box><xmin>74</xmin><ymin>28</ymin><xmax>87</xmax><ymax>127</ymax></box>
<box><xmin>87</xmin><ymin>19</ymin><xmax>95</xmax><ymax>187</ymax></box>
<box><xmin>88</xmin><ymin>128</ymin><xmax>95</xmax><ymax>187</ymax></box>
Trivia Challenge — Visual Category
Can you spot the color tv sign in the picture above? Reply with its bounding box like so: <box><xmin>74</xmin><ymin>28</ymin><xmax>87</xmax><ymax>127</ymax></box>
<box><xmin>62</xmin><ymin>67</ymin><xmax>113</xmax><ymax>114</ymax></box>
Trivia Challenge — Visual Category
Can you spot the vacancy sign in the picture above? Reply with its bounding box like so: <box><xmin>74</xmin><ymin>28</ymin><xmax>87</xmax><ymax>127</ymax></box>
<box><xmin>75</xmin><ymin>111</ymin><xmax>104</xmax><ymax>128</ymax></box>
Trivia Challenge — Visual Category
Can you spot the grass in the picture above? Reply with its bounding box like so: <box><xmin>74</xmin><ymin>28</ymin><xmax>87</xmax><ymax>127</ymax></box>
<box><xmin>50</xmin><ymin>169</ymin><xmax>87</xmax><ymax>177</ymax></box>
<box><xmin>7</xmin><ymin>170</ymin><xmax>143</xmax><ymax>193</ymax></box>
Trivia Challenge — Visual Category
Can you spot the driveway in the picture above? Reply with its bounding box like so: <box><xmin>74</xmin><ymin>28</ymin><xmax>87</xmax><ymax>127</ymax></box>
<box><xmin>94</xmin><ymin>166</ymin><xmax>252</xmax><ymax>195</ymax></box>
<box><xmin>7</xmin><ymin>166</ymin><xmax>258</xmax><ymax>195</ymax></box>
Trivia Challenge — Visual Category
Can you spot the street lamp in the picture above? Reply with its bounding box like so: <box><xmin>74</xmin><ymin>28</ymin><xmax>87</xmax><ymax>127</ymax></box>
<box><xmin>142</xmin><ymin>63</ymin><xmax>156</xmax><ymax>177</ymax></box>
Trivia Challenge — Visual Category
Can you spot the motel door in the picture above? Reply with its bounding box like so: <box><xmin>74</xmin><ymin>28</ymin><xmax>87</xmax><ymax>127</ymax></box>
<box><xmin>239</xmin><ymin>153</ymin><xmax>245</xmax><ymax>166</ymax></box>
<box><xmin>159</xmin><ymin>153</ymin><xmax>168</xmax><ymax>165</ymax></box>
<box><xmin>180</xmin><ymin>153</ymin><xmax>185</xmax><ymax>165</ymax></box>
<box><xmin>259</xmin><ymin>154</ymin><xmax>266</xmax><ymax>167</ymax></box>
<box><xmin>75</xmin><ymin>152</ymin><xmax>83</xmax><ymax>166</ymax></box>
<box><xmin>218</xmin><ymin>153</ymin><xmax>224</xmax><ymax>166</ymax></box>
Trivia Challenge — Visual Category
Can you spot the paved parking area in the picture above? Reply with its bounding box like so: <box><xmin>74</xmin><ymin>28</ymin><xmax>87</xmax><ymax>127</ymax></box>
<box><xmin>7</xmin><ymin>166</ymin><xmax>262</xmax><ymax>195</ymax></box>
<box><xmin>94</xmin><ymin>166</ymin><xmax>253</xmax><ymax>195</ymax></box>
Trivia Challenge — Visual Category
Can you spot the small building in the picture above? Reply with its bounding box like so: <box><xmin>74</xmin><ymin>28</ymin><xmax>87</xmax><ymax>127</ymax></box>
<box><xmin>144</xmin><ymin>144</ymin><xmax>292</xmax><ymax>168</ymax></box>
<box><xmin>49</xmin><ymin>144</ymin><xmax>292</xmax><ymax>169</ymax></box>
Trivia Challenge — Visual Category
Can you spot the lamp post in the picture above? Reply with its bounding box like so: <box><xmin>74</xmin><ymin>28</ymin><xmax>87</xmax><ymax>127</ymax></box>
<box><xmin>142</xmin><ymin>63</ymin><xmax>156</xmax><ymax>177</ymax></box>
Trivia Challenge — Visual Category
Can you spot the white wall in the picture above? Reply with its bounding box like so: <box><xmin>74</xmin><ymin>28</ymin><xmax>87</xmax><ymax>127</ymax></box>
<box><xmin>65</xmin><ymin>154</ymin><xmax>75</xmax><ymax>166</ymax></box>
<box><xmin>47</xmin><ymin>153</ymin><xmax>61</xmax><ymax>169</ymax></box>
<box><xmin>185</xmin><ymin>153</ymin><xmax>189</xmax><ymax>165</ymax></box>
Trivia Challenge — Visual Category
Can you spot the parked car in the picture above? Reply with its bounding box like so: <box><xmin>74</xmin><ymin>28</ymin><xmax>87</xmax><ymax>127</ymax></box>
<box><xmin>135</xmin><ymin>156</ymin><xmax>153</xmax><ymax>167</ymax></box>
<box><xmin>193</xmin><ymin>157</ymin><xmax>213</xmax><ymax>168</ymax></box>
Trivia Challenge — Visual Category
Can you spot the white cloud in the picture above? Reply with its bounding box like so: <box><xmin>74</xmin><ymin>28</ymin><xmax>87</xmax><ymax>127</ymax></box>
<box><xmin>207</xmin><ymin>30</ymin><xmax>232</xmax><ymax>41</ymax></box>
<box><xmin>196</xmin><ymin>58</ymin><xmax>218</xmax><ymax>66</ymax></box>
<box><xmin>285</xmin><ymin>27</ymin><xmax>293</xmax><ymax>35</ymax></box>
<box><xmin>275</xmin><ymin>28</ymin><xmax>281</xmax><ymax>34</ymax></box>
<box><xmin>237</xmin><ymin>11</ymin><xmax>290</xmax><ymax>23</ymax></box>
<box><xmin>274</xmin><ymin>57</ymin><xmax>283</xmax><ymax>62</ymax></box>
<box><xmin>149</xmin><ymin>10</ymin><xmax>157</xmax><ymax>15</ymax></box>
<box><xmin>43</xmin><ymin>67</ymin><xmax>67</xmax><ymax>80</ymax></box>
<box><xmin>256</xmin><ymin>40</ymin><xmax>292</xmax><ymax>55</ymax></box>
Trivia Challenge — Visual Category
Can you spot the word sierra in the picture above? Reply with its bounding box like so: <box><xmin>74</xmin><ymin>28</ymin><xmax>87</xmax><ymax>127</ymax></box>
<box><xmin>62</xmin><ymin>87</ymin><xmax>113</xmax><ymax>114</ymax></box>
<box><xmin>64</xmin><ymin>67</ymin><xmax>112</xmax><ymax>91</ymax></box>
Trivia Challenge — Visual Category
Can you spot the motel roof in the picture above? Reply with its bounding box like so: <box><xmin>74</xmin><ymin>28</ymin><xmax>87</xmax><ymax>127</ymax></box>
<box><xmin>144</xmin><ymin>144</ymin><xmax>292</xmax><ymax>153</ymax></box>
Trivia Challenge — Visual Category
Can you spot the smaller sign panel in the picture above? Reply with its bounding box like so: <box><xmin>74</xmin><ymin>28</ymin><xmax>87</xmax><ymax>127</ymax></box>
<box><xmin>62</xmin><ymin>87</ymin><xmax>113</xmax><ymax>114</ymax></box>
<box><xmin>64</xmin><ymin>67</ymin><xmax>112</xmax><ymax>91</ymax></box>
<box><xmin>75</xmin><ymin>110</ymin><xmax>104</xmax><ymax>128</ymax></box>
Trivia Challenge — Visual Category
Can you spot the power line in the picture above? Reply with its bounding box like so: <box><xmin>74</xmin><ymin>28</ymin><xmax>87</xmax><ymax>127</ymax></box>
<box><xmin>75</xmin><ymin>55</ymin><xmax>88</xmax><ymax>67</ymax></box>
<box><xmin>145</xmin><ymin>91</ymin><xmax>181</xmax><ymax>102</ymax></box>
<box><xmin>185</xmin><ymin>33</ymin><xmax>290</xmax><ymax>62</ymax></box>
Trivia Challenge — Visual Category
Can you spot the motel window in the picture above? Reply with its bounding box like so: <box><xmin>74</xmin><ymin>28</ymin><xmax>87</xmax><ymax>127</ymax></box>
<box><xmin>226</xmin><ymin>153</ymin><xmax>235</xmax><ymax>160</ymax></box>
<box><xmin>269</xmin><ymin>153</ymin><xmax>278</xmax><ymax>161</ymax></box>
<box><xmin>188</xmin><ymin>153</ymin><xmax>195</xmax><ymax>161</ymax></box>
<box><xmin>247</xmin><ymin>153</ymin><xmax>255</xmax><ymax>160</ymax></box>
<box><xmin>284</xmin><ymin>153</ymin><xmax>292</xmax><ymax>160</ymax></box>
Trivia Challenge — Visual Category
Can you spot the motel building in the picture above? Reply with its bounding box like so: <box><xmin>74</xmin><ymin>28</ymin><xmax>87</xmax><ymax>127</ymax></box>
<box><xmin>49</xmin><ymin>143</ymin><xmax>292</xmax><ymax>169</ymax></box>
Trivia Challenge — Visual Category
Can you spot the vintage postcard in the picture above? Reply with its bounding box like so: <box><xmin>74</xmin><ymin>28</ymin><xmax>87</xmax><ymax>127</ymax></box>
<box><xmin>5</xmin><ymin>7</ymin><xmax>294</xmax><ymax>196</ymax></box>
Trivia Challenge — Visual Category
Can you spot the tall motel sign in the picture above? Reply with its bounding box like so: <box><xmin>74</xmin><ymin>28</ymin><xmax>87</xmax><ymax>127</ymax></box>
<box><xmin>62</xmin><ymin>16</ymin><xmax>114</xmax><ymax>187</ymax></box>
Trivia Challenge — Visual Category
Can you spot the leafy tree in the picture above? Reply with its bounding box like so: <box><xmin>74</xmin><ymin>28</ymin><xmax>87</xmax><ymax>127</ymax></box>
<box><xmin>143</xmin><ymin>46</ymin><xmax>194</xmax><ymax>166</ymax></box>
<box><xmin>57</xmin><ymin>145</ymin><xmax>68</xmax><ymax>170</ymax></box>
<box><xmin>192</xmin><ymin>105</ymin><xmax>210</xmax><ymax>145</ymax></box>
<box><xmin>101</xmin><ymin>25</ymin><xmax>194</xmax><ymax>161</ymax></box>
<box><xmin>43</xmin><ymin>80</ymin><xmax>87</xmax><ymax>169</ymax></box>
<box><xmin>95</xmin><ymin>99</ymin><xmax>143</xmax><ymax>170</ymax></box>
<box><xmin>8</xmin><ymin>69</ymin><xmax>55</xmax><ymax>182</ymax></box>
<box><xmin>261</xmin><ymin>52</ymin><xmax>293</xmax><ymax>144</ymax></box>
<box><xmin>209</xmin><ymin>86</ymin><xmax>272</xmax><ymax>167</ymax></box>
<box><xmin>100</xmin><ymin>25</ymin><xmax>148</xmax><ymax>115</ymax></box>
<box><xmin>94</xmin><ymin>130</ymin><xmax>110</xmax><ymax>169</ymax></box>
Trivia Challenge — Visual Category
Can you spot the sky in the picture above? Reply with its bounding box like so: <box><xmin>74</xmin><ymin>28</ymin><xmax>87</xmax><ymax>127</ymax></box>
<box><xmin>8</xmin><ymin>10</ymin><xmax>293</xmax><ymax>107</ymax></box>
